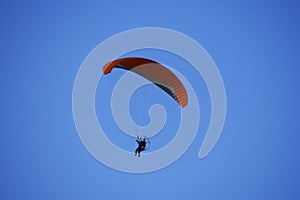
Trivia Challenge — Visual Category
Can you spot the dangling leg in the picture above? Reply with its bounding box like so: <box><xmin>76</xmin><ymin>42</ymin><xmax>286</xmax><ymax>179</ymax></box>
<box><xmin>137</xmin><ymin>148</ymin><xmax>141</xmax><ymax>157</ymax></box>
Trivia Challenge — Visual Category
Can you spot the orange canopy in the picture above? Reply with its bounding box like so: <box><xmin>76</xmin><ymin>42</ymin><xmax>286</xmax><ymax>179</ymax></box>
<box><xmin>103</xmin><ymin>57</ymin><xmax>188</xmax><ymax>108</ymax></box>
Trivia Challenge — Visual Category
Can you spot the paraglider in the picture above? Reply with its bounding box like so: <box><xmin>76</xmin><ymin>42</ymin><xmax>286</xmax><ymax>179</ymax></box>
<box><xmin>102</xmin><ymin>57</ymin><xmax>187</xmax><ymax>157</ymax></box>
<box><xmin>134</xmin><ymin>136</ymin><xmax>151</xmax><ymax>157</ymax></box>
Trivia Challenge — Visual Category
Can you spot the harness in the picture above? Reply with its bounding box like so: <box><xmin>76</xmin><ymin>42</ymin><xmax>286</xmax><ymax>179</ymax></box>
<box><xmin>138</xmin><ymin>136</ymin><xmax>151</xmax><ymax>151</ymax></box>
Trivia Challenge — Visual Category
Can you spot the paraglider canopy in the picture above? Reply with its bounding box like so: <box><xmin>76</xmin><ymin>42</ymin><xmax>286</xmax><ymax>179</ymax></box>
<box><xmin>102</xmin><ymin>57</ymin><xmax>188</xmax><ymax>108</ymax></box>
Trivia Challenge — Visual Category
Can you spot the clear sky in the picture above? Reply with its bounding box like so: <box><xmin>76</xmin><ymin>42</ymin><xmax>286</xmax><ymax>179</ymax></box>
<box><xmin>1</xmin><ymin>0</ymin><xmax>300</xmax><ymax>199</ymax></box>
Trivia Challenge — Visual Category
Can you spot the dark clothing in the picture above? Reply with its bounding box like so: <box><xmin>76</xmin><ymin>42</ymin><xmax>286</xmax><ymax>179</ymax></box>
<box><xmin>135</xmin><ymin>139</ymin><xmax>146</xmax><ymax>156</ymax></box>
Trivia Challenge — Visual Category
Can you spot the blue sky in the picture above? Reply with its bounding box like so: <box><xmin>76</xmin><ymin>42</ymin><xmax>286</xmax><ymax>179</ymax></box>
<box><xmin>1</xmin><ymin>0</ymin><xmax>300</xmax><ymax>199</ymax></box>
